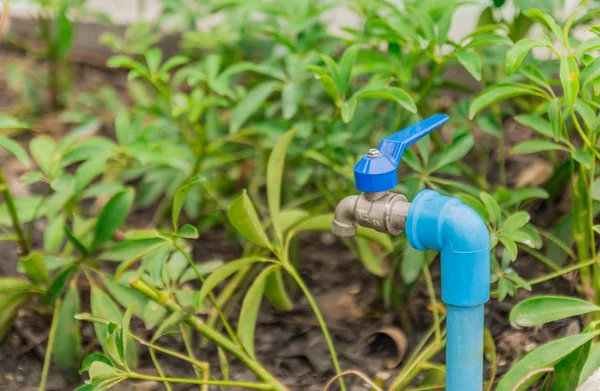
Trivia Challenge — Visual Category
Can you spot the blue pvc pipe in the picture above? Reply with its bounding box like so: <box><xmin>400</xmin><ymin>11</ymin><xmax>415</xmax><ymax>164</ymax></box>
<box><xmin>447</xmin><ymin>304</ymin><xmax>484</xmax><ymax>391</ymax></box>
<box><xmin>406</xmin><ymin>190</ymin><xmax>490</xmax><ymax>391</ymax></box>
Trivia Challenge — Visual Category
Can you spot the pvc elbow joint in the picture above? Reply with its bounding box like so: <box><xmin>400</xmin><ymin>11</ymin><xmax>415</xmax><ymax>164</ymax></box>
<box><xmin>406</xmin><ymin>190</ymin><xmax>490</xmax><ymax>307</ymax></box>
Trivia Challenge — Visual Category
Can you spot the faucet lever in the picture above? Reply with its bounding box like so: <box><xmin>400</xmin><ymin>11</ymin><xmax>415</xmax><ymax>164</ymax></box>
<box><xmin>354</xmin><ymin>114</ymin><xmax>450</xmax><ymax>192</ymax></box>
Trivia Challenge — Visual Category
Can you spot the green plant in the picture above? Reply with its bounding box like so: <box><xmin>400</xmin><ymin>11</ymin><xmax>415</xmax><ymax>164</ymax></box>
<box><xmin>4</xmin><ymin>0</ymin><xmax>600</xmax><ymax>390</ymax></box>
<box><xmin>470</xmin><ymin>3</ymin><xmax>600</xmax><ymax>302</ymax></box>
<box><xmin>498</xmin><ymin>295</ymin><xmax>600</xmax><ymax>390</ymax></box>
<box><xmin>9</xmin><ymin>0</ymin><xmax>91</xmax><ymax>109</ymax></box>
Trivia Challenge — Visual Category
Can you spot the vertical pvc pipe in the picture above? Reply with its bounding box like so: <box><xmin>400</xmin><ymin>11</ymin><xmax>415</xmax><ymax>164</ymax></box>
<box><xmin>447</xmin><ymin>304</ymin><xmax>484</xmax><ymax>391</ymax></box>
<box><xmin>406</xmin><ymin>190</ymin><xmax>490</xmax><ymax>391</ymax></box>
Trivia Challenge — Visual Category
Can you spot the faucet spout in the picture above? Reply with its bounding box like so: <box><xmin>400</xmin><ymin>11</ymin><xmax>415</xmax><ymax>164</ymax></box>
<box><xmin>332</xmin><ymin>195</ymin><xmax>360</xmax><ymax>237</ymax></box>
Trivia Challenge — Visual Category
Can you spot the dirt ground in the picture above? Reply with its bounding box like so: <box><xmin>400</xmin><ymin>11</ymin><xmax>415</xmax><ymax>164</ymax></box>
<box><xmin>0</xmin><ymin>46</ymin><xmax>583</xmax><ymax>391</ymax></box>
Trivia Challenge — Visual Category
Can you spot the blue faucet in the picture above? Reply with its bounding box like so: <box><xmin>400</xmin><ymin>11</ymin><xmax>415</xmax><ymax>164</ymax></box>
<box><xmin>332</xmin><ymin>114</ymin><xmax>490</xmax><ymax>391</ymax></box>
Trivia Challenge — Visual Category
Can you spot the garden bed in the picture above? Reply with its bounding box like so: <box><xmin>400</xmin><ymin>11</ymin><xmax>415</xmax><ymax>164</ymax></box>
<box><xmin>0</xmin><ymin>46</ymin><xmax>583</xmax><ymax>391</ymax></box>
<box><xmin>1</xmin><ymin>1</ymin><xmax>599</xmax><ymax>390</ymax></box>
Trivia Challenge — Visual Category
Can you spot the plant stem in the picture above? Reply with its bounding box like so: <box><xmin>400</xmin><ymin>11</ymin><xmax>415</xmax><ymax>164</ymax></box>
<box><xmin>0</xmin><ymin>0</ymin><xmax>8</xmax><ymax>36</ymax></box>
<box><xmin>172</xmin><ymin>241</ymin><xmax>238</xmax><ymax>343</ymax></box>
<box><xmin>130</xmin><ymin>333</ymin><xmax>208</xmax><ymax>370</ymax></box>
<box><xmin>180</xmin><ymin>324</ymin><xmax>208</xmax><ymax>391</ymax></box>
<box><xmin>517</xmin><ymin>244</ymin><xmax>561</xmax><ymax>272</ymax></box>
<box><xmin>38</xmin><ymin>298</ymin><xmax>61</xmax><ymax>391</ymax></box>
<box><xmin>129</xmin><ymin>279</ymin><xmax>288</xmax><ymax>391</ymax></box>
<box><xmin>127</xmin><ymin>373</ymin><xmax>273</xmax><ymax>390</ymax></box>
<box><xmin>284</xmin><ymin>264</ymin><xmax>346</xmax><ymax>391</ymax></box>
<box><xmin>422</xmin><ymin>264</ymin><xmax>441</xmax><ymax>342</ymax></box>
<box><xmin>571</xmin><ymin>108</ymin><xmax>600</xmax><ymax>160</ymax></box>
<box><xmin>0</xmin><ymin>170</ymin><xmax>28</xmax><ymax>255</ymax></box>
<box><xmin>149</xmin><ymin>349</ymin><xmax>173</xmax><ymax>391</ymax></box>
<box><xmin>389</xmin><ymin>338</ymin><xmax>446</xmax><ymax>390</ymax></box>
<box><xmin>490</xmin><ymin>257</ymin><xmax>600</xmax><ymax>296</ymax></box>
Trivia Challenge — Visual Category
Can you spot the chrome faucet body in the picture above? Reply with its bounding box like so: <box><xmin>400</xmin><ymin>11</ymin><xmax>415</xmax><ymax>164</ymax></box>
<box><xmin>332</xmin><ymin>191</ymin><xmax>410</xmax><ymax>237</ymax></box>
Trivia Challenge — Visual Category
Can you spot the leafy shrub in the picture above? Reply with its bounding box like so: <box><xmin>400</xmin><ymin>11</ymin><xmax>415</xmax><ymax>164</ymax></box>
<box><xmin>0</xmin><ymin>0</ymin><xmax>599</xmax><ymax>390</ymax></box>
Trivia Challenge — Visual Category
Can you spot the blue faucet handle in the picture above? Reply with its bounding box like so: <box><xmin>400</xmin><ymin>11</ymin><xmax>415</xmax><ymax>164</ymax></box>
<box><xmin>354</xmin><ymin>114</ymin><xmax>450</xmax><ymax>192</ymax></box>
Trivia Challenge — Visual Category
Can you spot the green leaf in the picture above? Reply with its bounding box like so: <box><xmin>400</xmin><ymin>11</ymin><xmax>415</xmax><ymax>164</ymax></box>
<box><xmin>455</xmin><ymin>194</ymin><xmax>489</xmax><ymax>222</ymax></box>
<box><xmin>230</xmin><ymin>81</ymin><xmax>279</xmax><ymax>133</ymax></box>
<box><xmin>282</xmin><ymin>82</ymin><xmax>301</xmax><ymax>120</ymax></box>
<box><xmin>514</xmin><ymin>115</ymin><xmax>553</xmax><ymax>138</ymax></box>
<box><xmin>264</xmin><ymin>270</ymin><xmax>294</xmax><ymax>311</ymax></box>
<box><xmin>401</xmin><ymin>244</ymin><xmax>424</xmax><ymax>284</ymax></box>
<box><xmin>228</xmin><ymin>191</ymin><xmax>271</xmax><ymax>248</ymax></box>
<box><xmin>103</xmin><ymin>277</ymin><xmax>148</xmax><ymax>319</ymax></box>
<box><xmin>0</xmin><ymin>137</ymin><xmax>30</xmax><ymax>168</ymax></box>
<box><xmin>238</xmin><ymin>266</ymin><xmax>274</xmax><ymax>358</ymax></box>
<box><xmin>574</xmin><ymin>100</ymin><xmax>596</xmax><ymax>130</ymax></box>
<box><xmin>412</xmin><ymin>7</ymin><xmax>435</xmax><ymax>40</ymax></box>
<box><xmin>498</xmin><ymin>236</ymin><xmax>518</xmax><ymax>261</ymax></box>
<box><xmin>355</xmin><ymin>87</ymin><xmax>417</xmax><ymax>114</ymax></box>
<box><xmin>560</xmin><ymin>57</ymin><xmax>580</xmax><ymax>107</ymax></box>
<box><xmin>20</xmin><ymin>252</ymin><xmax>49</xmax><ymax>284</ymax></box>
<box><xmin>484</xmin><ymin>327</ymin><xmax>497</xmax><ymax>364</ymax></box>
<box><xmin>54</xmin><ymin>282</ymin><xmax>81</xmax><ymax>370</ymax></box>
<box><xmin>338</xmin><ymin>44</ymin><xmax>360</xmax><ymax>95</ymax></box>
<box><xmin>506</xmin><ymin>39</ymin><xmax>541</xmax><ymax>75</ymax></box>
<box><xmin>0</xmin><ymin>293</ymin><xmax>31</xmax><ymax>342</ymax></box>
<box><xmin>497</xmin><ymin>332</ymin><xmax>600</xmax><ymax>391</ymax></box>
<box><xmin>103</xmin><ymin>238</ymin><xmax>170</xmax><ymax>278</ymax></box>
<box><xmin>172</xmin><ymin>175</ymin><xmax>206</xmax><ymax>230</ymax></box>
<box><xmin>580</xmin><ymin>343</ymin><xmax>600</xmax><ymax>386</ymax></box>
<box><xmin>194</xmin><ymin>258</ymin><xmax>270</xmax><ymax>309</ymax></box>
<box><xmin>121</xmin><ymin>304</ymin><xmax>135</xmax><ymax>369</ymax></box>
<box><xmin>525</xmin><ymin>9</ymin><xmax>565</xmax><ymax>47</ymax></box>
<box><xmin>42</xmin><ymin>264</ymin><xmax>76</xmax><ymax>305</ymax></box>
<box><xmin>64</xmin><ymin>225</ymin><xmax>89</xmax><ymax>257</ymax></box>
<box><xmin>550</xmin><ymin>341</ymin><xmax>591</xmax><ymax>391</ymax></box>
<box><xmin>145</xmin><ymin>48</ymin><xmax>163</xmax><ymax>76</ymax></box>
<box><xmin>88</xmin><ymin>361</ymin><xmax>120</xmax><ymax>383</ymax></box>
<box><xmin>548</xmin><ymin>99</ymin><xmax>563</xmax><ymax>140</ymax></box>
<box><xmin>0</xmin><ymin>115</ymin><xmax>32</xmax><ymax>131</ymax></box>
<box><xmin>582</xmin><ymin>57</ymin><xmax>600</xmax><ymax>87</ymax></box>
<box><xmin>476</xmin><ymin>115</ymin><xmax>502</xmax><ymax>137</ymax></box>
<box><xmin>501</xmin><ymin>212</ymin><xmax>530</xmax><ymax>231</ymax></box>
<box><xmin>341</xmin><ymin>97</ymin><xmax>358</xmax><ymax>123</ymax></box>
<box><xmin>90</xmin><ymin>286</ymin><xmax>137</xmax><ymax>368</ymax></box>
<box><xmin>510</xmin><ymin>296</ymin><xmax>600</xmax><ymax>327</ymax></box>
<box><xmin>75</xmin><ymin>156</ymin><xmax>108</xmax><ymax>193</ymax></box>
<box><xmin>355</xmin><ymin>236</ymin><xmax>387</xmax><ymax>276</ymax></box>
<box><xmin>80</xmin><ymin>353</ymin><xmax>114</xmax><ymax>374</ymax></box>
<box><xmin>511</xmin><ymin>140</ymin><xmax>568</xmax><ymax>154</ymax></box>
<box><xmin>178</xmin><ymin>260</ymin><xmax>224</xmax><ymax>283</ymax></box>
<box><xmin>469</xmin><ymin>84</ymin><xmax>545</xmax><ymax>119</ymax></box>
<box><xmin>319</xmin><ymin>54</ymin><xmax>342</xmax><ymax>93</ymax></box>
<box><xmin>572</xmin><ymin>150</ymin><xmax>593</xmax><ymax>169</ymax></box>
<box><xmin>520</xmin><ymin>64</ymin><xmax>551</xmax><ymax>90</ymax></box>
<box><xmin>151</xmin><ymin>306</ymin><xmax>192</xmax><ymax>343</ymax></box>
<box><xmin>0</xmin><ymin>278</ymin><xmax>33</xmax><ymax>294</ymax></box>
<box><xmin>576</xmin><ymin>37</ymin><xmax>600</xmax><ymax>61</ymax></box>
<box><xmin>456</xmin><ymin>51</ymin><xmax>481</xmax><ymax>81</ymax></box>
<box><xmin>56</xmin><ymin>9</ymin><xmax>73</xmax><ymax>58</ymax></box>
<box><xmin>276</xmin><ymin>209</ymin><xmax>310</xmax><ymax>234</ymax></box>
<box><xmin>267</xmin><ymin>129</ymin><xmax>297</xmax><ymax>242</ymax></box>
<box><xmin>92</xmin><ymin>189</ymin><xmax>134</xmax><ymax>251</ymax></box>
<box><xmin>307</xmin><ymin>66</ymin><xmax>340</xmax><ymax>104</ymax></box>
<box><xmin>44</xmin><ymin>215</ymin><xmax>65</xmax><ymax>252</ymax></box>
<box><xmin>430</xmin><ymin>133</ymin><xmax>474</xmax><ymax>171</ymax></box>
<box><xmin>176</xmin><ymin>224</ymin><xmax>199</xmax><ymax>239</ymax></box>
<box><xmin>100</xmin><ymin>238</ymin><xmax>166</xmax><ymax>262</ymax></box>
<box><xmin>29</xmin><ymin>135</ymin><xmax>56</xmax><ymax>175</ymax></box>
